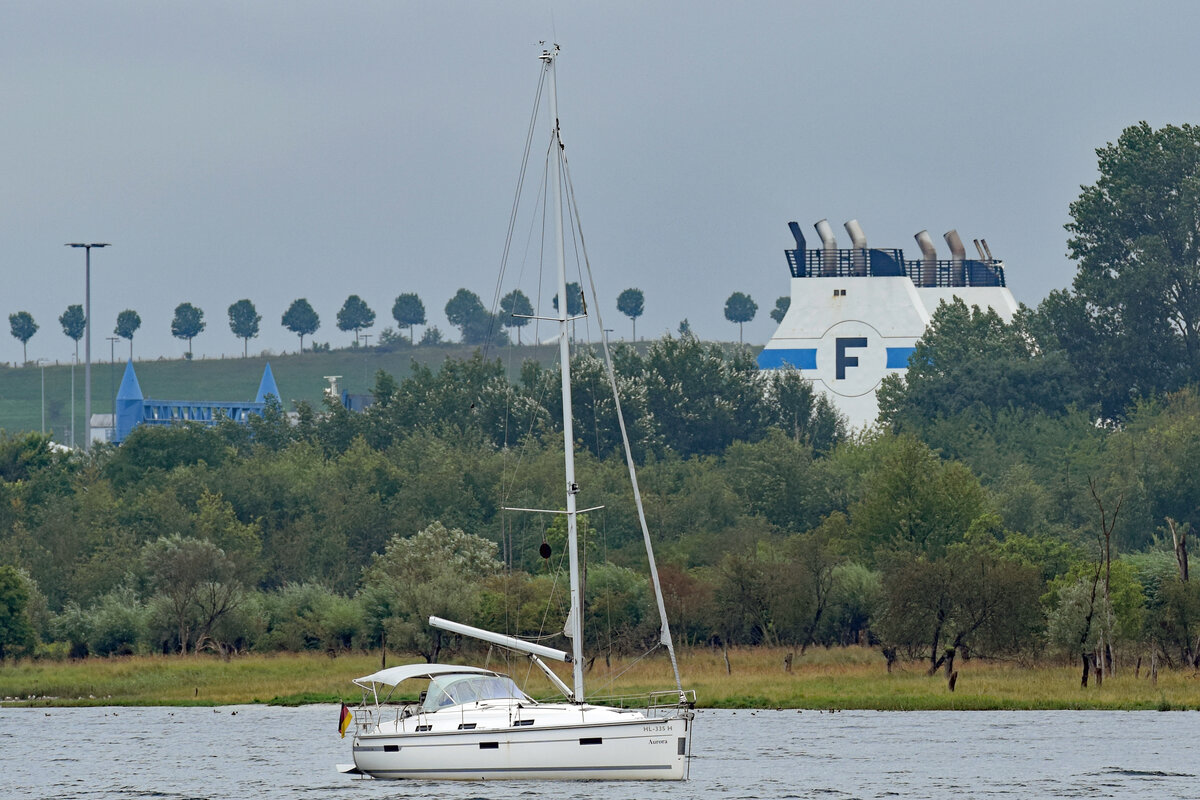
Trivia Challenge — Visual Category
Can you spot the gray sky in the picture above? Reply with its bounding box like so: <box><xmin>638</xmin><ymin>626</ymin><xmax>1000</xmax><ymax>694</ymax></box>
<box><xmin>3</xmin><ymin>1</ymin><xmax>1197</xmax><ymax>365</ymax></box>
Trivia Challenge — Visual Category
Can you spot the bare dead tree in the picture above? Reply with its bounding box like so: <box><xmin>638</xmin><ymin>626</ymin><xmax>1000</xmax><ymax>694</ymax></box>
<box><xmin>1167</xmin><ymin>517</ymin><xmax>1189</xmax><ymax>583</ymax></box>
<box><xmin>1086</xmin><ymin>478</ymin><xmax>1122</xmax><ymax>685</ymax></box>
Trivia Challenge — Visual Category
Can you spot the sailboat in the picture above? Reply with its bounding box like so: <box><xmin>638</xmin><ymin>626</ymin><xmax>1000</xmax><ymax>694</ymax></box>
<box><xmin>338</xmin><ymin>45</ymin><xmax>695</xmax><ymax>781</ymax></box>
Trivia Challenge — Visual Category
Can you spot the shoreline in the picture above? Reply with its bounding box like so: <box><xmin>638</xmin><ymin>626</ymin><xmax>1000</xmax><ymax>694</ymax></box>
<box><xmin>3</xmin><ymin>647</ymin><xmax>1199</xmax><ymax>711</ymax></box>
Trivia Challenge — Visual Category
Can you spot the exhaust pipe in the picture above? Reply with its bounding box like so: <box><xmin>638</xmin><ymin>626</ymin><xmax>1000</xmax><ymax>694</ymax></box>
<box><xmin>815</xmin><ymin>219</ymin><xmax>838</xmax><ymax>276</ymax></box>
<box><xmin>980</xmin><ymin>238</ymin><xmax>993</xmax><ymax>260</ymax></box>
<box><xmin>973</xmin><ymin>238</ymin><xmax>987</xmax><ymax>260</ymax></box>
<box><xmin>844</xmin><ymin>219</ymin><xmax>868</xmax><ymax>276</ymax></box>
<box><xmin>788</xmin><ymin>221</ymin><xmax>807</xmax><ymax>250</ymax></box>
<box><xmin>787</xmin><ymin>221</ymin><xmax>808</xmax><ymax>276</ymax></box>
<box><xmin>944</xmin><ymin>229</ymin><xmax>966</xmax><ymax>286</ymax></box>
<box><xmin>914</xmin><ymin>230</ymin><xmax>938</xmax><ymax>287</ymax></box>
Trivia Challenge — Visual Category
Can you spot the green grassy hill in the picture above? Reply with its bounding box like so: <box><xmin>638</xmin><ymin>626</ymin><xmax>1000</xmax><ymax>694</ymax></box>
<box><xmin>0</xmin><ymin>338</ymin><xmax>760</xmax><ymax>440</ymax></box>
<box><xmin>0</xmin><ymin>343</ymin><xmax>563</xmax><ymax>440</ymax></box>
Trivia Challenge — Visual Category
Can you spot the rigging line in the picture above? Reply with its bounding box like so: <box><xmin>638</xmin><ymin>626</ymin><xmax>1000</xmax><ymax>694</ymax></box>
<box><xmin>494</xmin><ymin>178</ymin><xmax>549</xmax><ymax>513</ymax></box>
<box><xmin>497</xmin><ymin>234</ymin><xmax>552</xmax><ymax>508</ymax></box>
<box><xmin>561</xmin><ymin>151</ymin><xmax>686</xmax><ymax>696</ymax></box>
<box><xmin>563</xmin><ymin>181</ymin><xmax>604</xmax><ymax>460</ymax></box>
<box><xmin>485</xmin><ymin>65</ymin><xmax>548</xmax><ymax>363</ymax></box>
<box><xmin>563</xmin><ymin>165</ymin><xmax>593</xmax><ymax>346</ymax></box>
<box><xmin>601</xmin><ymin>507</ymin><xmax>615</xmax><ymax>676</ymax></box>
<box><xmin>590</xmin><ymin>643</ymin><xmax>662</xmax><ymax>698</ymax></box>
<box><xmin>508</xmin><ymin>145</ymin><xmax>550</xmax><ymax>341</ymax></box>
<box><xmin>532</xmin><ymin>528</ymin><xmax>569</xmax><ymax>655</ymax></box>
<box><xmin>497</xmin><ymin>73</ymin><xmax>550</xmax><ymax>520</ymax></box>
<box><xmin>496</xmin><ymin>162</ymin><xmax>555</xmax><ymax>509</ymax></box>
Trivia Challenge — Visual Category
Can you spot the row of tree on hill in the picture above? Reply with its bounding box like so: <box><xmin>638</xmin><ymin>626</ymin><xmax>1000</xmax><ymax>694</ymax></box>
<box><xmin>6</xmin><ymin>286</ymin><xmax>787</xmax><ymax>364</ymax></box>
<box><xmin>9</xmin><ymin>284</ymin><xmax>792</xmax><ymax>362</ymax></box>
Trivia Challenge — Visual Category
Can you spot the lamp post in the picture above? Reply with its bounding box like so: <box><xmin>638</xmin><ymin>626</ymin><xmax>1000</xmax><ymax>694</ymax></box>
<box><xmin>361</xmin><ymin>334</ymin><xmax>372</xmax><ymax>387</ymax></box>
<box><xmin>66</xmin><ymin>242</ymin><xmax>109</xmax><ymax>451</ymax></box>
<box><xmin>107</xmin><ymin>336</ymin><xmax>120</xmax><ymax>436</ymax></box>
<box><xmin>70</xmin><ymin>353</ymin><xmax>76</xmax><ymax>448</ymax></box>
<box><xmin>37</xmin><ymin>359</ymin><xmax>47</xmax><ymax>434</ymax></box>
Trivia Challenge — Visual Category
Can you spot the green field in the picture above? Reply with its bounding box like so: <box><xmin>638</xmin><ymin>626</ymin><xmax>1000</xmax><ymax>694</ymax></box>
<box><xmin>0</xmin><ymin>343</ymin><xmax>566</xmax><ymax>438</ymax></box>
<box><xmin>4</xmin><ymin>648</ymin><xmax>1199</xmax><ymax>710</ymax></box>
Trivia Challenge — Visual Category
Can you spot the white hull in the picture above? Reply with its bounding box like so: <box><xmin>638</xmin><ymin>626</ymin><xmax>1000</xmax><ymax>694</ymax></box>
<box><xmin>353</xmin><ymin>713</ymin><xmax>692</xmax><ymax>780</ymax></box>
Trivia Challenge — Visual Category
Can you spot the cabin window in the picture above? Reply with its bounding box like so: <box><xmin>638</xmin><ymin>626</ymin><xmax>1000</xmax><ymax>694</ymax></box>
<box><xmin>458</xmin><ymin>723</ymin><xmax>477</xmax><ymax>730</ymax></box>
<box><xmin>479</xmin><ymin>742</ymin><xmax>499</xmax><ymax>749</ymax></box>
<box><xmin>384</xmin><ymin>745</ymin><xmax>399</xmax><ymax>752</ymax></box>
<box><xmin>513</xmin><ymin>719</ymin><xmax>534</xmax><ymax>726</ymax></box>
<box><xmin>579</xmin><ymin>737</ymin><xmax>603</xmax><ymax>745</ymax></box>
<box><xmin>415</xmin><ymin>724</ymin><xmax>432</xmax><ymax>732</ymax></box>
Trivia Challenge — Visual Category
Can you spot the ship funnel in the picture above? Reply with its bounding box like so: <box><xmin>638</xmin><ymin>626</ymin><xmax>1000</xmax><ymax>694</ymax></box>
<box><xmin>944</xmin><ymin>229</ymin><xmax>966</xmax><ymax>286</ymax></box>
<box><xmin>815</xmin><ymin>219</ymin><xmax>838</xmax><ymax>276</ymax></box>
<box><xmin>787</xmin><ymin>221</ymin><xmax>808</xmax><ymax>276</ymax></box>
<box><xmin>788</xmin><ymin>221</ymin><xmax>807</xmax><ymax>250</ymax></box>
<box><xmin>844</xmin><ymin>219</ymin><xmax>868</xmax><ymax>276</ymax></box>
<box><xmin>915</xmin><ymin>230</ymin><xmax>938</xmax><ymax>287</ymax></box>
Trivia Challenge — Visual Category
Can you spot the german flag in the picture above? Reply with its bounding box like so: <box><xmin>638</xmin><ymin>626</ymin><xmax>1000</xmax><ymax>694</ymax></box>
<box><xmin>339</xmin><ymin>703</ymin><xmax>352</xmax><ymax>738</ymax></box>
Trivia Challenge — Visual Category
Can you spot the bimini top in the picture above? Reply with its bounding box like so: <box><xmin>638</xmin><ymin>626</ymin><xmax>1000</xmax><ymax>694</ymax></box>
<box><xmin>353</xmin><ymin>663</ymin><xmax>503</xmax><ymax>689</ymax></box>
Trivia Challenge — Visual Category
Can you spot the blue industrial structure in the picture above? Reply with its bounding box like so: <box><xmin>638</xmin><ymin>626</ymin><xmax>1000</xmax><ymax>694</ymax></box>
<box><xmin>113</xmin><ymin>360</ymin><xmax>281</xmax><ymax>444</ymax></box>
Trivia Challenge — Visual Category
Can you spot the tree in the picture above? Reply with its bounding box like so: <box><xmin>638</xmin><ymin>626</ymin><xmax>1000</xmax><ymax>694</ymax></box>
<box><xmin>445</xmin><ymin>288</ymin><xmax>505</xmax><ymax>346</ymax></box>
<box><xmin>631</xmin><ymin>333</ymin><xmax>768</xmax><ymax>457</ymax></box>
<box><xmin>769</xmin><ymin>296</ymin><xmax>791</xmax><ymax>324</ymax></box>
<box><xmin>617</xmin><ymin>288</ymin><xmax>644</xmax><ymax>341</ymax></box>
<box><xmin>847</xmin><ymin>434</ymin><xmax>989</xmax><ymax>565</ymax></box>
<box><xmin>877</xmin><ymin>299</ymin><xmax>1084</xmax><ymax>433</ymax></box>
<box><xmin>499</xmin><ymin>289</ymin><xmax>533</xmax><ymax>344</ymax></box>
<box><xmin>336</xmin><ymin>295</ymin><xmax>375</xmax><ymax>345</ymax></box>
<box><xmin>9</xmin><ymin>311</ymin><xmax>37</xmax><ymax>363</ymax></box>
<box><xmin>724</xmin><ymin>292</ymin><xmax>758</xmax><ymax>343</ymax></box>
<box><xmin>227</xmin><ymin>299</ymin><xmax>261</xmax><ymax>358</ymax></box>
<box><xmin>59</xmin><ymin>305</ymin><xmax>85</xmax><ymax>360</ymax></box>
<box><xmin>281</xmin><ymin>298</ymin><xmax>319</xmax><ymax>353</ymax></box>
<box><xmin>763</xmin><ymin>368</ymin><xmax>845</xmax><ymax>454</ymax></box>
<box><xmin>142</xmin><ymin>534</ymin><xmax>241</xmax><ymax>655</ymax></box>
<box><xmin>1046</xmin><ymin>559</ymin><xmax>1145</xmax><ymax>683</ymax></box>
<box><xmin>392</xmin><ymin>293</ymin><xmax>426</xmax><ymax>343</ymax></box>
<box><xmin>0</xmin><ymin>564</ymin><xmax>35</xmax><ymax>659</ymax></box>
<box><xmin>359</xmin><ymin>522</ymin><xmax>501</xmax><ymax>662</ymax></box>
<box><xmin>879</xmin><ymin>543</ymin><xmax>1043</xmax><ymax>678</ymax></box>
<box><xmin>445</xmin><ymin>288</ymin><xmax>485</xmax><ymax>331</ymax></box>
<box><xmin>1056</xmin><ymin>122</ymin><xmax>1200</xmax><ymax>419</ymax></box>
<box><xmin>114</xmin><ymin>309</ymin><xmax>141</xmax><ymax>359</ymax></box>
<box><xmin>552</xmin><ymin>281</ymin><xmax>584</xmax><ymax>316</ymax></box>
<box><xmin>170</xmin><ymin>303</ymin><xmax>205</xmax><ymax>358</ymax></box>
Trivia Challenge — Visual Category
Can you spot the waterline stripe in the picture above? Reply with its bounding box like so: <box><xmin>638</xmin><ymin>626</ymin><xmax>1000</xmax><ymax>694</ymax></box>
<box><xmin>367</xmin><ymin>764</ymin><xmax>674</xmax><ymax>775</ymax></box>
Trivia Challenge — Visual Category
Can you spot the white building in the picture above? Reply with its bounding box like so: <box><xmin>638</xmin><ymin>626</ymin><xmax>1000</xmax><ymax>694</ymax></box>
<box><xmin>759</xmin><ymin>220</ymin><xmax>1017</xmax><ymax>428</ymax></box>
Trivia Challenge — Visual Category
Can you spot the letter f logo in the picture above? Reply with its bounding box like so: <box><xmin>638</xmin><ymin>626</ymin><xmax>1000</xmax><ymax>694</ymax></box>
<box><xmin>835</xmin><ymin>337</ymin><xmax>868</xmax><ymax>380</ymax></box>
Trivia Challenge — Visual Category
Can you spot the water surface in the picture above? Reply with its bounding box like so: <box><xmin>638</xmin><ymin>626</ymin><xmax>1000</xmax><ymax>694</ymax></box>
<box><xmin>2</xmin><ymin>706</ymin><xmax>1195</xmax><ymax>799</ymax></box>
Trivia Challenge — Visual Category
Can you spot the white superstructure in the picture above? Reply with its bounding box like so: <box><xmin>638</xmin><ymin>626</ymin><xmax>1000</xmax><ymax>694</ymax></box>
<box><xmin>759</xmin><ymin>220</ymin><xmax>1017</xmax><ymax>428</ymax></box>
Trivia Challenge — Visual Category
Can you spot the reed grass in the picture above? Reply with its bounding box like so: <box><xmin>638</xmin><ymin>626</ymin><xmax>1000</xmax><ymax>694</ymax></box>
<box><xmin>4</xmin><ymin>647</ymin><xmax>1199</xmax><ymax>710</ymax></box>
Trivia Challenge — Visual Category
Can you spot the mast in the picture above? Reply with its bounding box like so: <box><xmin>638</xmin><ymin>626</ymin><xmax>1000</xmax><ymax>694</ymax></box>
<box><xmin>543</xmin><ymin>45</ymin><xmax>586</xmax><ymax>703</ymax></box>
